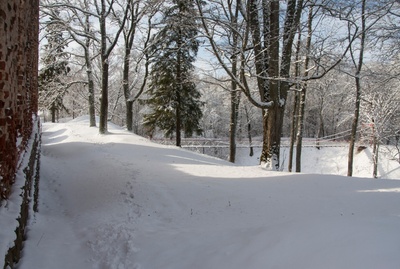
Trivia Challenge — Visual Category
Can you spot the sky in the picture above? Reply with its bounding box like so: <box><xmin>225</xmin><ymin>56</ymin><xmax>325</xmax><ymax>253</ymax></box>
<box><xmin>1</xmin><ymin>116</ymin><xmax>400</xmax><ymax>269</ymax></box>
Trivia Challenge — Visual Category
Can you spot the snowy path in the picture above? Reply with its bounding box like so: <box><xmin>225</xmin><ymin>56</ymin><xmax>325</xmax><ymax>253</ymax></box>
<box><xmin>19</xmin><ymin>117</ymin><xmax>400</xmax><ymax>269</ymax></box>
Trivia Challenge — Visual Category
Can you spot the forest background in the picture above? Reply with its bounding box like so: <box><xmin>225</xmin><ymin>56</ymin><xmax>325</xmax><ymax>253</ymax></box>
<box><xmin>38</xmin><ymin>0</ymin><xmax>400</xmax><ymax>175</ymax></box>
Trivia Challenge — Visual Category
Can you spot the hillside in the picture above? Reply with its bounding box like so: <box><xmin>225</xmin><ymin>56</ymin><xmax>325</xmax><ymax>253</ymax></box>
<box><xmin>12</xmin><ymin>116</ymin><xmax>400</xmax><ymax>268</ymax></box>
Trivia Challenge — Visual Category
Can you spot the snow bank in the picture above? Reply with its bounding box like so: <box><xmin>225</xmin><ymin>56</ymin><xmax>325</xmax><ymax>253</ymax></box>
<box><xmin>11</xmin><ymin>116</ymin><xmax>400</xmax><ymax>269</ymax></box>
<box><xmin>1</xmin><ymin>118</ymin><xmax>41</xmax><ymax>268</ymax></box>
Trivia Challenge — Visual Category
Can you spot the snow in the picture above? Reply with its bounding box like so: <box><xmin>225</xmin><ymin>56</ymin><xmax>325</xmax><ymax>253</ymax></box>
<box><xmin>236</xmin><ymin>145</ymin><xmax>400</xmax><ymax>179</ymax></box>
<box><xmin>4</xmin><ymin>116</ymin><xmax>400</xmax><ymax>269</ymax></box>
<box><xmin>0</xmin><ymin>118</ymin><xmax>41</xmax><ymax>265</ymax></box>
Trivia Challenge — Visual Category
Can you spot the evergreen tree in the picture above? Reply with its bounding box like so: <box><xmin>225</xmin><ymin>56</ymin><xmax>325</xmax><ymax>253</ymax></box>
<box><xmin>39</xmin><ymin>14</ymin><xmax>70</xmax><ymax>122</ymax></box>
<box><xmin>143</xmin><ymin>0</ymin><xmax>203</xmax><ymax>146</ymax></box>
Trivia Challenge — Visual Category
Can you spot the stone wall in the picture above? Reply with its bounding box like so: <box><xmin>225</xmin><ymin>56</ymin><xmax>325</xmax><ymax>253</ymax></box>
<box><xmin>3</xmin><ymin>120</ymin><xmax>41</xmax><ymax>269</ymax></box>
<box><xmin>0</xmin><ymin>0</ymin><xmax>39</xmax><ymax>200</ymax></box>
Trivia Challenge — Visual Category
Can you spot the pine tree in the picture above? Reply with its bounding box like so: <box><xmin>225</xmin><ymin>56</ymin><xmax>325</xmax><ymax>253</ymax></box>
<box><xmin>143</xmin><ymin>0</ymin><xmax>203</xmax><ymax>146</ymax></box>
<box><xmin>39</xmin><ymin>14</ymin><xmax>70</xmax><ymax>122</ymax></box>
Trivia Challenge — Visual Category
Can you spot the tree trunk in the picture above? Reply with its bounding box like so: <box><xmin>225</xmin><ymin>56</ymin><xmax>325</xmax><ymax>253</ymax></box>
<box><xmin>260</xmin><ymin>0</ymin><xmax>303</xmax><ymax>170</ymax></box>
<box><xmin>372</xmin><ymin>134</ymin><xmax>379</xmax><ymax>178</ymax></box>
<box><xmin>295</xmin><ymin>4</ymin><xmax>312</xmax><ymax>173</ymax></box>
<box><xmin>228</xmin><ymin>56</ymin><xmax>238</xmax><ymax>162</ymax></box>
<box><xmin>288</xmin><ymin>91</ymin><xmax>298</xmax><ymax>172</ymax></box>
<box><xmin>176</xmin><ymin>93</ymin><xmax>182</xmax><ymax>147</ymax></box>
<box><xmin>348</xmin><ymin>0</ymin><xmax>366</xmax><ymax>177</ymax></box>
<box><xmin>288</xmin><ymin>28</ymin><xmax>302</xmax><ymax>172</ymax></box>
<box><xmin>244</xmin><ymin>106</ymin><xmax>254</xmax><ymax>157</ymax></box>
<box><xmin>126</xmin><ymin>101</ymin><xmax>133</xmax><ymax>131</ymax></box>
<box><xmin>88</xmin><ymin>72</ymin><xmax>96</xmax><ymax>127</ymax></box>
<box><xmin>123</xmin><ymin>3</ymin><xmax>139</xmax><ymax>132</ymax></box>
<box><xmin>228</xmin><ymin>0</ymin><xmax>240</xmax><ymax>163</ymax></box>
<box><xmin>85</xmin><ymin>13</ymin><xmax>96</xmax><ymax>127</ymax></box>
<box><xmin>99</xmin><ymin>56</ymin><xmax>109</xmax><ymax>134</ymax></box>
<box><xmin>123</xmin><ymin>43</ymin><xmax>132</xmax><ymax>130</ymax></box>
<box><xmin>260</xmin><ymin>0</ymin><xmax>280</xmax><ymax>170</ymax></box>
<box><xmin>99</xmin><ymin>1</ymin><xmax>108</xmax><ymax>134</ymax></box>
<box><xmin>196</xmin><ymin>0</ymin><xmax>304</xmax><ymax>170</ymax></box>
<box><xmin>98</xmin><ymin>0</ymin><xmax>128</xmax><ymax>134</ymax></box>
<box><xmin>295</xmin><ymin>86</ymin><xmax>306</xmax><ymax>172</ymax></box>
<box><xmin>395</xmin><ymin>134</ymin><xmax>400</xmax><ymax>164</ymax></box>
<box><xmin>262</xmin><ymin>103</ymin><xmax>285</xmax><ymax>170</ymax></box>
<box><xmin>51</xmin><ymin>104</ymin><xmax>56</xmax><ymax>123</ymax></box>
<box><xmin>229</xmin><ymin>88</ymin><xmax>238</xmax><ymax>162</ymax></box>
<box><xmin>371</xmin><ymin>118</ymin><xmax>379</xmax><ymax>178</ymax></box>
<box><xmin>316</xmin><ymin>103</ymin><xmax>325</xmax><ymax>149</ymax></box>
<box><xmin>347</xmin><ymin>80</ymin><xmax>361</xmax><ymax>176</ymax></box>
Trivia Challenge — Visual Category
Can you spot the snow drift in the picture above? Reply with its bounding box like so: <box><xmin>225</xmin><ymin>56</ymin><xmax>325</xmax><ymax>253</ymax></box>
<box><xmin>12</xmin><ymin>116</ymin><xmax>400</xmax><ymax>269</ymax></box>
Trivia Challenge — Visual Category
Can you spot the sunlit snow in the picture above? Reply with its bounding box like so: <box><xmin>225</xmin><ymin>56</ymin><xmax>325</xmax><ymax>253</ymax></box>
<box><xmin>9</xmin><ymin>116</ymin><xmax>400</xmax><ymax>269</ymax></box>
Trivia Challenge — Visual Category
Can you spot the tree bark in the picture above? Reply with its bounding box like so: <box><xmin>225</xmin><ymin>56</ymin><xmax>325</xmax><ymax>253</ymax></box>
<box><xmin>88</xmin><ymin>71</ymin><xmax>96</xmax><ymax>127</ymax></box>
<box><xmin>260</xmin><ymin>0</ymin><xmax>303</xmax><ymax>170</ymax></box>
<box><xmin>348</xmin><ymin>0</ymin><xmax>366</xmax><ymax>177</ymax></box>
<box><xmin>288</xmin><ymin>91</ymin><xmax>298</xmax><ymax>172</ymax></box>
<box><xmin>228</xmin><ymin>0</ymin><xmax>240</xmax><ymax>163</ymax></box>
<box><xmin>372</xmin><ymin>134</ymin><xmax>379</xmax><ymax>178</ymax></box>
<box><xmin>85</xmin><ymin>12</ymin><xmax>96</xmax><ymax>127</ymax></box>
<box><xmin>126</xmin><ymin>100</ymin><xmax>133</xmax><ymax>130</ymax></box>
<box><xmin>288</xmin><ymin>27</ymin><xmax>302</xmax><ymax>172</ymax></box>
<box><xmin>123</xmin><ymin>2</ymin><xmax>139</xmax><ymax>132</ymax></box>
<box><xmin>123</xmin><ymin>44</ymin><xmax>133</xmax><ymax>131</ymax></box>
<box><xmin>295</xmin><ymin>5</ymin><xmax>313</xmax><ymax>172</ymax></box>
<box><xmin>99</xmin><ymin>54</ymin><xmax>109</xmax><ymax>133</ymax></box>
<box><xmin>260</xmin><ymin>0</ymin><xmax>280</xmax><ymax>169</ymax></box>
<box><xmin>229</xmin><ymin>85</ymin><xmax>238</xmax><ymax>162</ymax></box>
<box><xmin>51</xmin><ymin>104</ymin><xmax>56</xmax><ymax>123</ymax></box>
<box><xmin>295</xmin><ymin>86</ymin><xmax>306</xmax><ymax>172</ymax></box>
<box><xmin>244</xmin><ymin>105</ymin><xmax>254</xmax><ymax>157</ymax></box>
<box><xmin>371</xmin><ymin>118</ymin><xmax>379</xmax><ymax>178</ymax></box>
<box><xmin>347</xmin><ymin>76</ymin><xmax>362</xmax><ymax>176</ymax></box>
<box><xmin>176</xmin><ymin>93</ymin><xmax>182</xmax><ymax>147</ymax></box>
<box><xmin>99</xmin><ymin>0</ymin><xmax>108</xmax><ymax>134</ymax></box>
<box><xmin>98</xmin><ymin>0</ymin><xmax>129</xmax><ymax>134</ymax></box>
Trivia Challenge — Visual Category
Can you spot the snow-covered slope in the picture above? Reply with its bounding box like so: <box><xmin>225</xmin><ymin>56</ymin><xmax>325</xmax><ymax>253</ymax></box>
<box><xmin>236</xmin><ymin>143</ymin><xmax>400</xmax><ymax>180</ymax></box>
<box><xmin>15</xmin><ymin>116</ymin><xmax>400</xmax><ymax>269</ymax></box>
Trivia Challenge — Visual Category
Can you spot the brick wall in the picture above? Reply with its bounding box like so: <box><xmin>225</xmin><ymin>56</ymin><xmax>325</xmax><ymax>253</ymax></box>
<box><xmin>0</xmin><ymin>0</ymin><xmax>39</xmax><ymax>200</ymax></box>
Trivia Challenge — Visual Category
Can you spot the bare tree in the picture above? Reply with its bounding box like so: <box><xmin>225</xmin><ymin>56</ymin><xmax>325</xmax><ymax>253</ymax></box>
<box><xmin>288</xmin><ymin>27</ymin><xmax>302</xmax><ymax>173</ymax></box>
<box><xmin>97</xmin><ymin>0</ymin><xmax>130</xmax><ymax>133</ymax></box>
<box><xmin>228</xmin><ymin>0</ymin><xmax>242</xmax><ymax>163</ymax></box>
<box><xmin>345</xmin><ymin>0</ymin><xmax>394</xmax><ymax>176</ymax></box>
<box><xmin>40</xmin><ymin>0</ymin><xmax>125</xmax><ymax>128</ymax></box>
<box><xmin>295</xmin><ymin>5</ymin><xmax>314</xmax><ymax>172</ymax></box>
<box><xmin>196</xmin><ymin>0</ymin><xmax>357</xmax><ymax>170</ymax></box>
<box><xmin>346</xmin><ymin>0</ymin><xmax>366</xmax><ymax>177</ymax></box>
<box><xmin>116</xmin><ymin>0</ymin><xmax>160</xmax><ymax>132</ymax></box>
<box><xmin>196</xmin><ymin>0</ymin><xmax>304</xmax><ymax>170</ymax></box>
<box><xmin>360</xmin><ymin>67</ymin><xmax>400</xmax><ymax>178</ymax></box>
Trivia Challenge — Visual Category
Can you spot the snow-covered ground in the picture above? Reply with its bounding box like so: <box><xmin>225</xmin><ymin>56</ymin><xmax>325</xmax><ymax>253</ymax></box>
<box><xmin>7</xmin><ymin>116</ymin><xmax>400</xmax><ymax>268</ymax></box>
<box><xmin>236</xmin><ymin>143</ymin><xmax>400</xmax><ymax>180</ymax></box>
